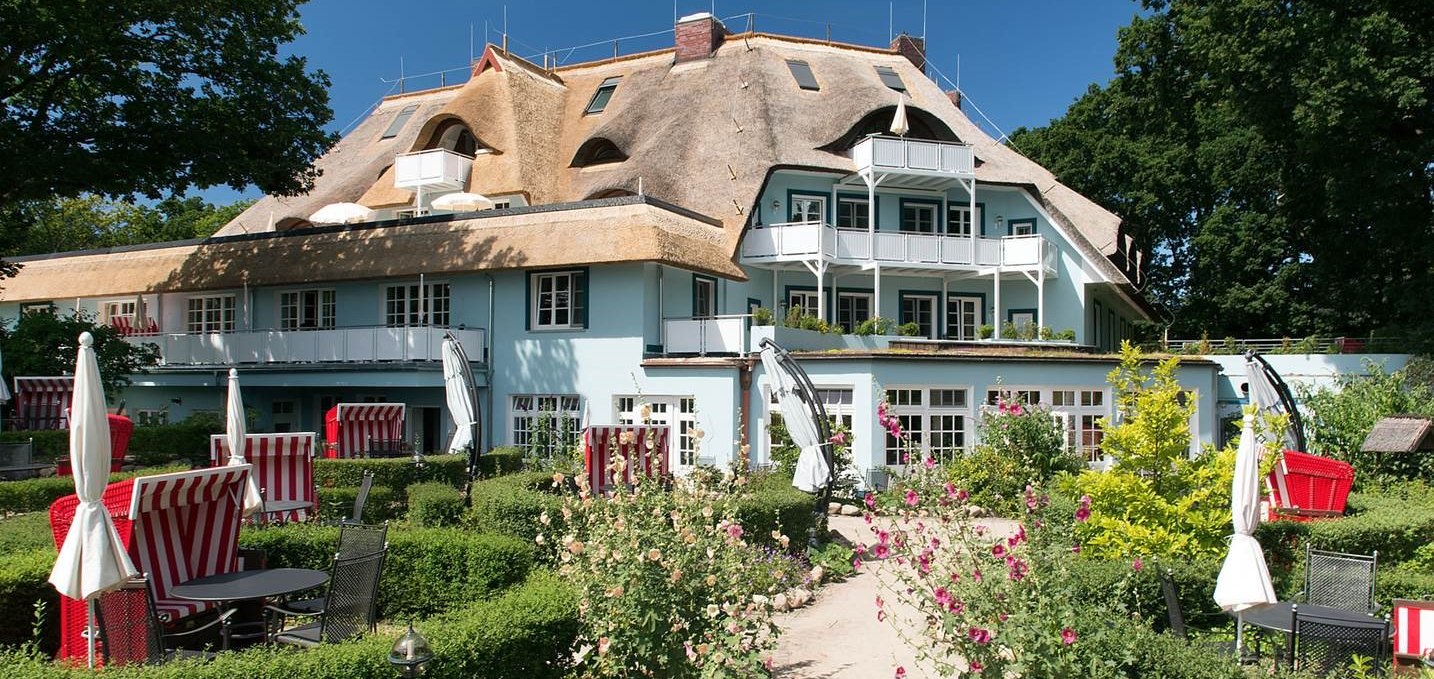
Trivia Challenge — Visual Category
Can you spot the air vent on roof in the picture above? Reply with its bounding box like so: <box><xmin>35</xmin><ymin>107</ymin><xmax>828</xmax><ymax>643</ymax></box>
<box><xmin>874</xmin><ymin>65</ymin><xmax>906</xmax><ymax>92</ymax></box>
<box><xmin>585</xmin><ymin>77</ymin><xmax>621</xmax><ymax>115</ymax></box>
<box><xmin>786</xmin><ymin>60</ymin><xmax>819</xmax><ymax>91</ymax></box>
<box><xmin>380</xmin><ymin>104</ymin><xmax>420</xmax><ymax>139</ymax></box>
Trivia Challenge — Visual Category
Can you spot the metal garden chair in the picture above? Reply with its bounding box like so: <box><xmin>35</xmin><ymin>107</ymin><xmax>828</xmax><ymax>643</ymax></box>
<box><xmin>1287</xmin><ymin>604</ymin><xmax>1391</xmax><ymax>676</ymax></box>
<box><xmin>1306</xmin><ymin>545</ymin><xmax>1379</xmax><ymax>614</ymax></box>
<box><xmin>269</xmin><ymin>547</ymin><xmax>387</xmax><ymax>648</ymax></box>
<box><xmin>273</xmin><ymin>522</ymin><xmax>388</xmax><ymax>619</ymax></box>
<box><xmin>95</xmin><ymin>576</ymin><xmax>235</xmax><ymax>665</ymax></box>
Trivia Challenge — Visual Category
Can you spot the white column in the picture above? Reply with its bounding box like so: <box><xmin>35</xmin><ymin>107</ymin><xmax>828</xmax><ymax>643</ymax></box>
<box><xmin>867</xmin><ymin>176</ymin><xmax>876</xmax><ymax>247</ymax></box>
<box><xmin>873</xmin><ymin>265</ymin><xmax>883</xmax><ymax>320</ymax></box>
<box><xmin>940</xmin><ymin>276</ymin><xmax>949</xmax><ymax>339</ymax></box>
<box><xmin>1037</xmin><ymin>262</ymin><xmax>1046</xmax><ymax>330</ymax></box>
<box><xmin>992</xmin><ymin>268</ymin><xmax>1002</xmax><ymax>340</ymax></box>
<box><xmin>815</xmin><ymin>262</ymin><xmax>827</xmax><ymax>323</ymax></box>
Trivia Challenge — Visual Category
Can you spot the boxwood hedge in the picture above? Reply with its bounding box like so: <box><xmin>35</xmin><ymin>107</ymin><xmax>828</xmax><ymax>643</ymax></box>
<box><xmin>407</xmin><ymin>482</ymin><xmax>464</xmax><ymax>527</ymax></box>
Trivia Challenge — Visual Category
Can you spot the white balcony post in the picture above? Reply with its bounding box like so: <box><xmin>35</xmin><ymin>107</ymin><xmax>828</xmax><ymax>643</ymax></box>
<box><xmin>1037</xmin><ymin>246</ymin><xmax>1046</xmax><ymax>330</ymax></box>
<box><xmin>873</xmin><ymin>265</ymin><xmax>883</xmax><ymax>320</ymax></box>
<box><xmin>940</xmin><ymin>276</ymin><xmax>949</xmax><ymax>339</ymax></box>
<box><xmin>866</xmin><ymin>176</ymin><xmax>876</xmax><ymax>254</ymax></box>
<box><xmin>992</xmin><ymin>268</ymin><xmax>1003</xmax><ymax>340</ymax></box>
<box><xmin>816</xmin><ymin>262</ymin><xmax>826</xmax><ymax>323</ymax></box>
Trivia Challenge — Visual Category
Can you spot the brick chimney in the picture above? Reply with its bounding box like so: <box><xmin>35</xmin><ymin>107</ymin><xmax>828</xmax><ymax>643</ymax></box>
<box><xmin>891</xmin><ymin>33</ymin><xmax>925</xmax><ymax>72</ymax></box>
<box><xmin>675</xmin><ymin>12</ymin><xmax>728</xmax><ymax>63</ymax></box>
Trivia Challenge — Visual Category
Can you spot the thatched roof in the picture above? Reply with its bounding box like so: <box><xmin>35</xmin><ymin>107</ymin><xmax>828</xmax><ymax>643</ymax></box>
<box><xmin>12</xmin><ymin>31</ymin><xmax>1144</xmax><ymax>305</ymax></box>
<box><xmin>1</xmin><ymin>197</ymin><xmax>739</xmax><ymax>300</ymax></box>
<box><xmin>1361</xmin><ymin>415</ymin><xmax>1434</xmax><ymax>453</ymax></box>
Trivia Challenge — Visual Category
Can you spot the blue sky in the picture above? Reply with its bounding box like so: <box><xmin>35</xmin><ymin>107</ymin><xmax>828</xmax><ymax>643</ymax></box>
<box><xmin>199</xmin><ymin>0</ymin><xmax>1140</xmax><ymax>203</ymax></box>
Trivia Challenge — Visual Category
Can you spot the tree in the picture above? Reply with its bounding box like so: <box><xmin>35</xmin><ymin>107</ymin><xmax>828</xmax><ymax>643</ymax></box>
<box><xmin>0</xmin><ymin>195</ymin><xmax>254</xmax><ymax>257</ymax></box>
<box><xmin>0</xmin><ymin>1</ymin><xmax>336</xmax><ymax>206</ymax></box>
<box><xmin>1011</xmin><ymin>1</ymin><xmax>1434</xmax><ymax>341</ymax></box>
<box><xmin>0</xmin><ymin>309</ymin><xmax>160</xmax><ymax>399</ymax></box>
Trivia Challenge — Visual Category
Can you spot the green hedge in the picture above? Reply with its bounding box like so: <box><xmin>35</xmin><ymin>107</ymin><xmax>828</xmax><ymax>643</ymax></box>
<box><xmin>0</xmin><ymin>572</ymin><xmax>578</xmax><ymax>679</ymax></box>
<box><xmin>313</xmin><ymin>485</ymin><xmax>400</xmax><ymax>524</ymax></box>
<box><xmin>0</xmin><ymin>465</ymin><xmax>189</xmax><ymax>515</ymax></box>
<box><xmin>313</xmin><ymin>454</ymin><xmax>467</xmax><ymax>494</ymax></box>
<box><xmin>0</xmin><ymin>419</ymin><xmax>225</xmax><ymax>466</ymax></box>
<box><xmin>0</xmin><ymin>549</ymin><xmax>58</xmax><ymax>652</ymax></box>
<box><xmin>238</xmin><ymin>524</ymin><xmax>535</xmax><ymax>619</ymax></box>
<box><xmin>0</xmin><ymin>513</ymin><xmax>54</xmax><ymax>554</ymax></box>
<box><xmin>464</xmin><ymin>473</ymin><xmax>563</xmax><ymax>542</ymax></box>
<box><xmin>407</xmin><ymin>483</ymin><xmax>464</xmax><ymax>527</ymax></box>
<box><xmin>475</xmin><ymin>447</ymin><xmax>524</xmax><ymax>478</ymax></box>
<box><xmin>734</xmin><ymin>483</ymin><xmax>818</xmax><ymax>553</ymax></box>
<box><xmin>0</xmin><ymin>431</ymin><xmax>67</xmax><ymax>460</ymax></box>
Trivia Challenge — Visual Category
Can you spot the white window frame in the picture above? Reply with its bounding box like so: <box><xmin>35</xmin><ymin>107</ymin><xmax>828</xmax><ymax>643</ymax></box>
<box><xmin>983</xmin><ymin>385</ymin><xmax>1111</xmax><ymax>467</ymax></box>
<box><xmin>836</xmin><ymin>291</ymin><xmax>873</xmax><ymax>330</ymax></box>
<box><xmin>615</xmin><ymin>395</ymin><xmax>702</xmax><ymax>468</ymax></box>
<box><xmin>766</xmin><ymin>385</ymin><xmax>854</xmax><ymax>467</ymax></box>
<box><xmin>835</xmin><ymin>196</ymin><xmax>870</xmax><ymax>230</ymax></box>
<box><xmin>185</xmin><ymin>294</ymin><xmax>236</xmax><ymax>333</ymax></box>
<box><xmin>135</xmin><ymin>409</ymin><xmax>168</xmax><ymax>426</ymax></box>
<box><xmin>279</xmin><ymin>288</ymin><xmax>337</xmax><ymax>330</ymax></box>
<box><xmin>883</xmin><ymin>385</ymin><xmax>975</xmax><ymax>467</ymax></box>
<box><xmin>100</xmin><ymin>300</ymin><xmax>138</xmax><ymax>324</ymax></box>
<box><xmin>787</xmin><ymin>290</ymin><xmax>821</xmax><ymax>317</ymax></box>
<box><xmin>947</xmin><ymin>204</ymin><xmax>980</xmax><ymax>237</ymax></box>
<box><xmin>900</xmin><ymin>203</ymin><xmax>938</xmax><ymax>233</ymax></box>
<box><xmin>383</xmin><ymin>281</ymin><xmax>450</xmax><ymax>327</ymax></box>
<box><xmin>693</xmin><ymin>277</ymin><xmax>717</xmax><ymax>319</ymax></box>
<box><xmin>530</xmin><ymin>271</ymin><xmax>585</xmax><ymax>330</ymax></box>
<box><xmin>510</xmin><ymin>394</ymin><xmax>583</xmax><ymax>456</ymax></box>
<box><xmin>789</xmin><ymin>194</ymin><xmax>826</xmax><ymax>224</ymax></box>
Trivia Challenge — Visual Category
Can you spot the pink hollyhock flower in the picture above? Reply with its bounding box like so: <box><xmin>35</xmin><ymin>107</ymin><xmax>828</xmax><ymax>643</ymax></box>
<box><xmin>1075</xmin><ymin>494</ymin><xmax>1092</xmax><ymax>522</ymax></box>
<box><xmin>967</xmin><ymin>627</ymin><xmax>992</xmax><ymax>644</ymax></box>
<box><xmin>1071</xmin><ymin>542</ymin><xmax>1082</xmax><ymax>554</ymax></box>
<box><xmin>934</xmin><ymin>587</ymin><xmax>951</xmax><ymax>607</ymax></box>
<box><xmin>829</xmin><ymin>431</ymin><xmax>847</xmax><ymax>446</ymax></box>
<box><xmin>877</xmin><ymin>609</ymin><xmax>886</xmax><ymax>622</ymax></box>
<box><xmin>865</xmin><ymin>513</ymin><xmax>874</xmax><ymax>524</ymax></box>
<box><xmin>1132</xmin><ymin>557</ymin><xmax>1144</xmax><ymax>572</ymax></box>
<box><xmin>852</xmin><ymin>557</ymin><xmax>863</xmax><ymax>571</ymax></box>
<box><xmin>972</xmin><ymin>568</ymin><xmax>983</xmax><ymax>582</ymax></box>
<box><xmin>1010</xmin><ymin>403</ymin><xmax>1024</xmax><ymax>416</ymax></box>
<box><xmin>873</xmin><ymin>543</ymin><xmax>890</xmax><ymax>559</ymax></box>
<box><xmin>1008</xmin><ymin>524</ymin><xmax>1027</xmax><ymax>548</ymax></box>
<box><xmin>905</xmin><ymin>489</ymin><xmax>919</xmax><ymax>507</ymax></box>
<box><xmin>864</xmin><ymin>493</ymin><xmax>878</xmax><ymax>510</ymax></box>
<box><xmin>1007</xmin><ymin>558</ymin><xmax>1028</xmax><ymax>581</ymax></box>
<box><xmin>956</xmin><ymin>488</ymin><xmax>969</xmax><ymax>502</ymax></box>
<box><xmin>726</xmin><ymin>523</ymin><xmax>744</xmax><ymax>540</ymax></box>
<box><xmin>991</xmin><ymin>543</ymin><xmax>1007</xmax><ymax>559</ymax></box>
<box><xmin>1061</xmin><ymin>627</ymin><xmax>1078</xmax><ymax>645</ymax></box>
<box><xmin>894</xmin><ymin>667</ymin><xmax>906</xmax><ymax>678</ymax></box>
<box><xmin>918</xmin><ymin>551</ymin><xmax>932</xmax><ymax>575</ymax></box>
<box><xmin>970</xmin><ymin>661</ymin><xmax>983</xmax><ymax>672</ymax></box>
<box><xmin>923</xmin><ymin>456</ymin><xmax>936</xmax><ymax>470</ymax></box>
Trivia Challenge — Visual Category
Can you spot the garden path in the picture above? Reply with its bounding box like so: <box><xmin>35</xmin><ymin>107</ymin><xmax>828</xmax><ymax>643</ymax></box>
<box><xmin>772</xmin><ymin>514</ymin><xmax>1019</xmax><ymax>679</ymax></box>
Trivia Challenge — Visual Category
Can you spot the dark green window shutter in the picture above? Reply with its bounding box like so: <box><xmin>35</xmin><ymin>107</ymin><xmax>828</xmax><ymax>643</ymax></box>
<box><xmin>524</xmin><ymin>272</ymin><xmax>532</xmax><ymax>331</ymax></box>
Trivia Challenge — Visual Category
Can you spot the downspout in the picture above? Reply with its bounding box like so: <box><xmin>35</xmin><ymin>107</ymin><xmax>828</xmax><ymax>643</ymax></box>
<box><xmin>484</xmin><ymin>274</ymin><xmax>496</xmax><ymax>452</ymax></box>
<box><xmin>738</xmin><ymin>357</ymin><xmax>753</xmax><ymax>469</ymax></box>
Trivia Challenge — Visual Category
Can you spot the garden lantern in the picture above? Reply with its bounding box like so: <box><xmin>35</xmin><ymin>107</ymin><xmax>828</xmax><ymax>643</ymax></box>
<box><xmin>388</xmin><ymin>623</ymin><xmax>432</xmax><ymax>678</ymax></box>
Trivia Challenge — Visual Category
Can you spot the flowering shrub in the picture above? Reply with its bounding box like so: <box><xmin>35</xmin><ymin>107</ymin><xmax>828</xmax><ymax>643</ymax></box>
<box><xmin>979</xmin><ymin>397</ymin><xmax>1082</xmax><ymax>481</ymax></box>
<box><xmin>543</xmin><ymin>461</ymin><xmax>790</xmax><ymax>678</ymax></box>
<box><xmin>866</xmin><ymin>461</ymin><xmax>1089</xmax><ymax>677</ymax></box>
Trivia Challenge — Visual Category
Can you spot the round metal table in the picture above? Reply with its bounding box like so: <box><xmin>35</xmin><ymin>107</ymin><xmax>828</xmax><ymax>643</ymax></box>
<box><xmin>262</xmin><ymin>499</ymin><xmax>313</xmax><ymax>514</ymax></box>
<box><xmin>172</xmin><ymin>568</ymin><xmax>328</xmax><ymax>602</ymax></box>
<box><xmin>1235</xmin><ymin>602</ymin><xmax>1386</xmax><ymax>634</ymax></box>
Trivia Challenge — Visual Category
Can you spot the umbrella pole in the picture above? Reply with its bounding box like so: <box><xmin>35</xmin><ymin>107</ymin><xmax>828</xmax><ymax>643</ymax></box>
<box><xmin>87</xmin><ymin>599</ymin><xmax>97</xmax><ymax>668</ymax></box>
<box><xmin>1235</xmin><ymin>611</ymin><xmax>1244</xmax><ymax>663</ymax></box>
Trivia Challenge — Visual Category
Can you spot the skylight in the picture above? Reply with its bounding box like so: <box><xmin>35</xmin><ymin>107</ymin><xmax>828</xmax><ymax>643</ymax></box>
<box><xmin>874</xmin><ymin>65</ymin><xmax>906</xmax><ymax>92</ymax></box>
<box><xmin>380</xmin><ymin>104</ymin><xmax>419</xmax><ymax>139</ymax></box>
<box><xmin>584</xmin><ymin>77</ymin><xmax>621</xmax><ymax>115</ymax></box>
<box><xmin>786</xmin><ymin>60</ymin><xmax>819</xmax><ymax>91</ymax></box>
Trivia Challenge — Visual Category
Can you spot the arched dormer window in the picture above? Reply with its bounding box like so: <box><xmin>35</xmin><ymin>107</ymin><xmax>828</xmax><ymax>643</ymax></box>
<box><xmin>819</xmin><ymin>105</ymin><xmax>960</xmax><ymax>153</ymax></box>
<box><xmin>424</xmin><ymin>119</ymin><xmax>481</xmax><ymax>156</ymax></box>
<box><xmin>570</xmin><ymin>137</ymin><xmax>627</xmax><ymax>168</ymax></box>
<box><xmin>274</xmin><ymin>217</ymin><xmax>313</xmax><ymax>231</ymax></box>
<box><xmin>586</xmin><ymin>188</ymin><xmax>636</xmax><ymax>200</ymax></box>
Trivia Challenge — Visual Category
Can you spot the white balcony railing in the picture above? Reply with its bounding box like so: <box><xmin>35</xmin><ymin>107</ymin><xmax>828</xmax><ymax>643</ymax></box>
<box><xmin>128</xmin><ymin>326</ymin><xmax>485</xmax><ymax>367</ymax></box>
<box><xmin>663</xmin><ymin>316</ymin><xmax>748</xmax><ymax>356</ymax></box>
<box><xmin>740</xmin><ymin>221</ymin><xmax>1051</xmax><ymax>270</ymax></box>
<box><xmin>852</xmin><ymin>136</ymin><xmax>975</xmax><ymax>177</ymax></box>
<box><xmin>393</xmin><ymin>149</ymin><xmax>473</xmax><ymax>190</ymax></box>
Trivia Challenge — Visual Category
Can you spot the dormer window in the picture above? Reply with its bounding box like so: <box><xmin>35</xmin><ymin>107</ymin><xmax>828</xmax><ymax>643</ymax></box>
<box><xmin>874</xmin><ymin>65</ymin><xmax>906</xmax><ymax>92</ymax></box>
<box><xmin>425</xmin><ymin>119</ymin><xmax>480</xmax><ymax>156</ymax></box>
<box><xmin>571</xmin><ymin>138</ymin><xmax>627</xmax><ymax>167</ymax></box>
<box><xmin>585</xmin><ymin>77</ymin><xmax>621</xmax><ymax>115</ymax></box>
<box><xmin>786</xmin><ymin>60</ymin><xmax>819</xmax><ymax>91</ymax></box>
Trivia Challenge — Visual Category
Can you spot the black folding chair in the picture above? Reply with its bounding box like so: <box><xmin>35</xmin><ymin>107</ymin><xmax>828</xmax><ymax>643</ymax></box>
<box><xmin>1306</xmin><ymin>545</ymin><xmax>1378</xmax><ymax>614</ymax></box>
<box><xmin>270</xmin><ymin>548</ymin><xmax>387</xmax><ymax>647</ymax></box>
<box><xmin>1287</xmin><ymin>604</ymin><xmax>1391</xmax><ymax>676</ymax></box>
<box><xmin>274</xmin><ymin>522</ymin><xmax>388</xmax><ymax>618</ymax></box>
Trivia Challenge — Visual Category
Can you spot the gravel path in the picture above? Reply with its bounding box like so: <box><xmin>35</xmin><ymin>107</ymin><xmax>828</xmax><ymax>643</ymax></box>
<box><xmin>771</xmin><ymin>514</ymin><xmax>1019</xmax><ymax>679</ymax></box>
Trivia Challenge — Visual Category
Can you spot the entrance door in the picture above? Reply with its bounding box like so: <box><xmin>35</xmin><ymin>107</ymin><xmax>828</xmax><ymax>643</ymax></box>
<box><xmin>411</xmin><ymin>406</ymin><xmax>441</xmax><ymax>454</ymax></box>
<box><xmin>271</xmin><ymin>400</ymin><xmax>297</xmax><ymax>433</ymax></box>
<box><xmin>947</xmin><ymin>296</ymin><xmax>981</xmax><ymax>340</ymax></box>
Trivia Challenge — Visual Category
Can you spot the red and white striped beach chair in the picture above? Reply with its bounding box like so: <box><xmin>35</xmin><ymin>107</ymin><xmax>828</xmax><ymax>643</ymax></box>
<box><xmin>1394</xmin><ymin>599</ymin><xmax>1434</xmax><ymax>672</ymax></box>
<box><xmin>49</xmin><ymin>466</ymin><xmax>250</xmax><ymax>663</ymax></box>
<box><xmin>324</xmin><ymin>403</ymin><xmax>406</xmax><ymax>458</ymax></box>
<box><xmin>12</xmin><ymin>376</ymin><xmax>74</xmax><ymax>430</ymax></box>
<box><xmin>583</xmin><ymin>425</ymin><xmax>670</xmax><ymax>495</ymax></box>
<box><xmin>210</xmin><ymin>433</ymin><xmax>317</xmax><ymax>522</ymax></box>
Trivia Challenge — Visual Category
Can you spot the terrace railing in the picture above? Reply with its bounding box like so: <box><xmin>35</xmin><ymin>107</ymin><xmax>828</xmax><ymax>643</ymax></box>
<box><xmin>663</xmin><ymin>316</ymin><xmax>749</xmax><ymax>356</ymax></box>
<box><xmin>741</xmin><ymin>221</ymin><xmax>1051</xmax><ymax>270</ymax></box>
<box><xmin>126</xmin><ymin>325</ymin><xmax>485</xmax><ymax>366</ymax></box>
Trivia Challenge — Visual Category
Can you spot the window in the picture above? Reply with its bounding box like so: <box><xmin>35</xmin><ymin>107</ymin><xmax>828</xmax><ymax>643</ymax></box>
<box><xmin>788</xmin><ymin>290</ymin><xmax>821</xmax><ymax>317</ymax></box>
<box><xmin>899</xmin><ymin>293</ymin><xmax>936</xmax><ymax>339</ymax></box>
<box><xmin>530</xmin><ymin>270</ymin><xmax>587</xmax><ymax>330</ymax></box>
<box><xmin>1009</xmin><ymin>218</ymin><xmax>1036</xmax><ymax>236</ymax></box>
<box><xmin>883</xmin><ymin>386</ymin><xmax>973</xmax><ymax>465</ymax></box>
<box><xmin>789</xmin><ymin>194</ymin><xmax>826</xmax><ymax>223</ymax></box>
<box><xmin>693</xmin><ymin>275</ymin><xmax>717</xmax><ymax>318</ymax></box>
<box><xmin>616</xmin><ymin>396</ymin><xmax>701</xmax><ymax>467</ymax></box>
<box><xmin>186</xmin><ymin>295</ymin><xmax>236</xmax><ymax>333</ymax></box>
<box><xmin>786</xmin><ymin>60</ymin><xmax>820</xmax><ymax>90</ymax></box>
<box><xmin>947</xmin><ymin>204</ymin><xmax>980</xmax><ymax>237</ymax></box>
<box><xmin>19</xmin><ymin>302</ymin><xmax>54</xmax><ymax>316</ymax></box>
<box><xmin>101</xmin><ymin>301</ymin><xmax>137</xmax><ymax>324</ymax></box>
<box><xmin>900</xmin><ymin>202</ymin><xmax>938</xmax><ymax>233</ymax></box>
<box><xmin>874</xmin><ymin>65</ymin><xmax>906</xmax><ymax>91</ymax></box>
<box><xmin>571</xmin><ymin>137</ymin><xmax>627</xmax><ymax>167</ymax></box>
<box><xmin>946</xmin><ymin>295</ymin><xmax>981</xmax><ymax>340</ymax></box>
<box><xmin>836</xmin><ymin>292</ymin><xmax>873</xmax><ymax>331</ymax></box>
<box><xmin>983</xmin><ymin>385</ymin><xmax>1110</xmax><ymax>463</ymax></box>
<box><xmin>584</xmin><ymin>77</ymin><xmax>621</xmax><ymax>115</ymax></box>
<box><xmin>271</xmin><ymin>400</ymin><xmax>296</xmax><ymax>433</ymax></box>
<box><xmin>280</xmin><ymin>289</ymin><xmax>336</xmax><ymax>330</ymax></box>
<box><xmin>384</xmin><ymin>283</ymin><xmax>450</xmax><ymax>327</ymax></box>
<box><xmin>511</xmin><ymin>395</ymin><xmax>583</xmax><ymax>457</ymax></box>
<box><xmin>136</xmin><ymin>409</ymin><xmax>168</xmax><ymax>426</ymax></box>
<box><xmin>767</xmin><ymin>388</ymin><xmax>854</xmax><ymax>466</ymax></box>
<box><xmin>835</xmin><ymin>196</ymin><xmax>870</xmax><ymax>230</ymax></box>
<box><xmin>380</xmin><ymin>104</ymin><xmax>419</xmax><ymax>139</ymax></box>
<box><xmin>1009</xmin><ymin>310</ymin><xmax>1036</xmax><ymax>334</ymax></box>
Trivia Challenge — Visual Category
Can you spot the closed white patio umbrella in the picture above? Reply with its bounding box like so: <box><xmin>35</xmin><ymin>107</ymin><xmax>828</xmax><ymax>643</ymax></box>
<box><xmin>48</xmin><ymin>332</ymin><xmax>139</xmax><ymax>667</ymax></box>
<box><xmin>889</xmin><ymin>94</ymin><xmax>910</xmax><ymax>137</ymax></box>
<box><xmin>0</xmin><ymin>344</ymin><xmax>10</xmax><ymax>404</ymax></box>
<box><xmin>431</xmin><ymin>192</ymin><xmax>495</xmax><ymax>213</ymax></box>
<box><xmin>441</xmin><ymin>334</ymin><xmax>478</xmax><ymax>456</ymax></box>
<box><xmin>1213</xmin><ymin>412</ymin><xmax>1277</xmax><ymax>655</ymax></box>
<box><xmin>759</xmin><ymin>342</ymin><xmax>829</xmax><ymax>493</ymax></box>
<box><xmin>226</xmin><ymin>369</ymin><xmax>263</xmax><ymax>516</ymax></box>
<box><xmin>309</xmin><ymin>202</ymin><xmax>376</xmax><ymax>225</ymax></box>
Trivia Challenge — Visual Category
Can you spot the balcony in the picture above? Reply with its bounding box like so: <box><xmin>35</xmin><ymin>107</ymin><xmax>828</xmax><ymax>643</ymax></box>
<box><xmin>740</xmin><ymin>221</ymin><xmax>1056</xmax><ymax>273</ymax></box>
<box><xmin>394</xmin><ymin>149</ymin><xmax>473</xmax><ymax>190</ymax></box>
<box><xmin>852</xmin><ymin>136</ymin><xmax>974</xmax><ymax>188</ymax></box>
<box><xmin>663</xmin><ymin>316</ymin><xmax>749</xmax><ymax>356</ymax></box>
<box><xmin>127</xmin><ymin>325</ymin><xmax>485</xmax><ymax>367</ymax></box>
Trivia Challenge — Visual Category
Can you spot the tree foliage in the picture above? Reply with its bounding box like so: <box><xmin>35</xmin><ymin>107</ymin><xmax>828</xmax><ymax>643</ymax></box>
<box><xmin>1011</xmin><ymin>1</ymin><xmax>1434</xmax><ymax>340</ymax></box>
<box><xmin>0</xmin><ymin>195</ymin><xmax>252</xmax><ymax>257</ymax></box>
<box><xmin>0</xmin><ymin>0</ymin><xmax>336</xmax><ymax>205</ymax></box>
<box><xmin>0</xmin><ymin>309</ymin><xmax>160</xmax><ymax>398</ymax></box>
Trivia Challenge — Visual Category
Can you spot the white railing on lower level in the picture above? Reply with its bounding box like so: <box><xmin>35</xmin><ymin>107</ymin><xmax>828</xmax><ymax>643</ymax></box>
<box><xmin>741</xmin><ymin>221</ymin><xmax>1051</xmax><ymax>269</ymax></box>
<box><xmin>663</xmin><ymin>316</ymin><xmax>748</xmax><ymax>356</ymax></box>
<box><xmin>127</xmin><ymin>325</ymin><xmax>485</xmax><ymax>366</ymax></box>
